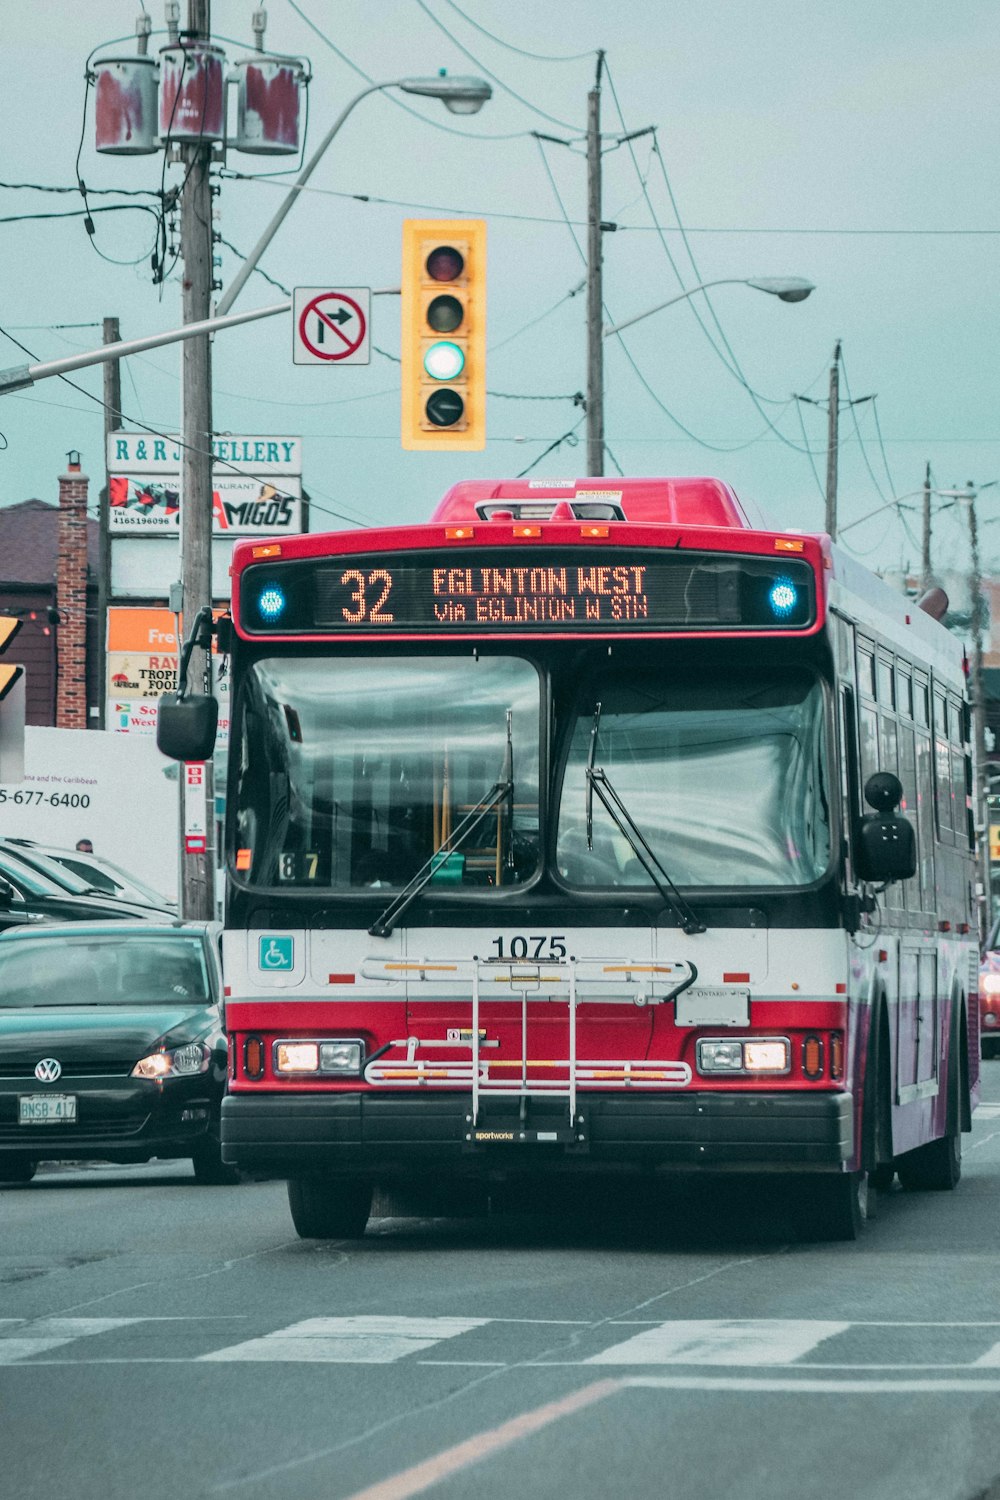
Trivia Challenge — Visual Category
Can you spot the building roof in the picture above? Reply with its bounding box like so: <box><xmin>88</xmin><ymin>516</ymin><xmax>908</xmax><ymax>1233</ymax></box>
<box><xmin>0</xmin><ymin>499</ymin><xmax>98</xmax><ymax>587</ymax></box>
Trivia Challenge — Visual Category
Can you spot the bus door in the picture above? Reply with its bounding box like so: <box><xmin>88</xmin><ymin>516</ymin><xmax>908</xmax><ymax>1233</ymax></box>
<box><xmin>897</xmin><ymin>944</ymin><xmax>938</xmax><ymax>1102</ymax></box>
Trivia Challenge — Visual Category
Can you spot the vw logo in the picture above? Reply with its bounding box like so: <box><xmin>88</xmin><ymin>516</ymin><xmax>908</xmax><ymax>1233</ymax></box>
<box><xmin>34</xmin><ymin>1058</ymin><xmax>62</xmax><ymax>1083</ymax></box>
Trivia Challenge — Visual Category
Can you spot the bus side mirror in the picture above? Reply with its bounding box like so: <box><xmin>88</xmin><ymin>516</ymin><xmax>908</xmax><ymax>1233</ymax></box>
<box><xmin>857</xmin><ymin>772</ymin><xmax>916</xmax><ymax>883</ymax></box>
<box><xmin>157</xmin><ymin>693</ymin><xmax>218</xmax><ymax>763</ymax></box>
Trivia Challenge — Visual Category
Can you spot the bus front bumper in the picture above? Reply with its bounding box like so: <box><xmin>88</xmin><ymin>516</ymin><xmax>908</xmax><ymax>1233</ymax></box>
<box><xmin>221</xmin><ymin>1089</ymin><xmax>854</xmax><ymax>1178</ymax></box>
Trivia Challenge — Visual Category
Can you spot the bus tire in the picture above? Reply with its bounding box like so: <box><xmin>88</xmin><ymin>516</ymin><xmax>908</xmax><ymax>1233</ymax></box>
<box><xmin>896</xmin><ymin>1121</ymin><xmax>961</xmax><ymax>1191</ymax></box>
<box><xmin>0</xmin><ymin>1158</ymin><xmax>36</xmax><ymax>1185</ymax></box>
<box><xmin>865</xmin><ymin>1000</ymin><xmax>894</xmax><ymax>1194</ymax></box>
<box><xmin>801</xmin><ymin>1169</ymin><xmax>871</xmax><ymax>1241</ymax></box>
<box><xmin>191</xmin><ymin>1139</ymin><xmax>241</xmax><ymax>1186</ymax></box>
<box><xmin>287</xmin><ymin>1177</ymin><xmax>372</xmax><ymax>1239</ymax></box>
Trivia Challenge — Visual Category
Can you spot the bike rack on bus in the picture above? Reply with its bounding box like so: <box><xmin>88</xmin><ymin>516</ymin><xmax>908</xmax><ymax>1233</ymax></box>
<box><xmin>359</xmin><ymin>956</ymin><xmax>696</xmax><ymax>1142</ymax></box>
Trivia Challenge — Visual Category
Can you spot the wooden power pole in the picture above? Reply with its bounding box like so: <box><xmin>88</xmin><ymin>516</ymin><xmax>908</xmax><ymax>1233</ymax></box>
<box><xmin>585</xmin><ymin>51</ymin><xmax>605</xmax><ymax>478</ymax></box>
<box><xmin>179</xmin><ymin>0</ymin><xmax>217</xmax><ymax>921</ymax></box>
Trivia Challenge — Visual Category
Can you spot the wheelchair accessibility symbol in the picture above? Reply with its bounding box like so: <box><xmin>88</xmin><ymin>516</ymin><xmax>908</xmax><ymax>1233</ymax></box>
<box><xmin>259</xmin><ymin>935</ymin><xmax>294</xmax><ymax>971</ymax></box>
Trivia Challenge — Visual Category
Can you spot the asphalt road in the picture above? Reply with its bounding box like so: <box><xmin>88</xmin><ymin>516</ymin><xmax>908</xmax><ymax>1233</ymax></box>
<box><xmin>4</xmin><ymin>1070</ymin><xmax>1000</xmax><ymax>1500</ymax></box>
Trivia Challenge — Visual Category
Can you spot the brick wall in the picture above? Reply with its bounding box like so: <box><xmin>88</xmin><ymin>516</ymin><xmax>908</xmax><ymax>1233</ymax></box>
<box><xmin>56</xmin><ymin>461</ymin><xmax>89</xmax><ymax>729</ymax></box>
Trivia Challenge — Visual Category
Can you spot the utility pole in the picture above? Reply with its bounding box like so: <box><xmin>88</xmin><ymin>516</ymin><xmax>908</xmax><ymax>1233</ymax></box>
<box><xmin>920</xmin><ymin>459</ymin><xmax>933</xmax><ymax>592</ymax></box>
<box><xmin>585</xmin><ymin>51</ymin><xmax>605</xmax><ymax>478</ymax></box>
<box><xmin>97</xmin><ymin>316</ymin><xmax>121</xmax><ymax>732</ymax></box>
<box><xmin>825</xmin><ymin>340</ymin><xmax>841</xmax><ymax>539</ymax></box>
<box><xmin>179</xmin><ymin>0</ymin><xmax>216</xmax><ymax>921</ymax></box>
<box><xmin>965</xmin><ymin>483</ymin><xmax>992</xmax><ymax>941</ymax></box>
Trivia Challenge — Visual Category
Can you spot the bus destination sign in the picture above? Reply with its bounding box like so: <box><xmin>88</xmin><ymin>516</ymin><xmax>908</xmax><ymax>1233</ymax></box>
<box><xmin>241</xmin><ymin>549</ymin><xmax>815</xmax><ymax>634</ymax></box>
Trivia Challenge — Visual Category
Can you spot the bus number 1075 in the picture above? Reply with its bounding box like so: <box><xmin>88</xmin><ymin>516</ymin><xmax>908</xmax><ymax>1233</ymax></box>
<box><xmin>489</xmin><ymin>935</ymin><xmax>567</xmax><ymax>961</ymax></box>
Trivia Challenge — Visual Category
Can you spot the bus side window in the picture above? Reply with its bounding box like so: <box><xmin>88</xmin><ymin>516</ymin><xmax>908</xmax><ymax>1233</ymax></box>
<box><xmin>933</xmin><ymin>690</ymin><xmax>954</xmax><ymax>844</ymax></box>
<box><xmin>914</xmin><ymin>730</ymin><xmax>936</xmax><ymax>911</ymax></box>
<box><xmin>858</xmin><ymin>647</ymin><xmax>876</xmax><ymax>701</ymax></box>
<box><xmin>950</xmin><ymin>697</ymin><xmax>973</xmax><ymax>851</ymax></box>
<box><xmin>859</xmin><ymin>704</ymin><xmax>879</xmax><ymax>787</ymax></box>
<box><xmin>897</xmin><ymin>721</ymin><xmax>921</xmax><ymax>912</ymax></box>
<box><xmin>879</xmin><ymin>712</ymin><xmax>903</xmax><ymax>910</ymax></box>
<box><xmin>898</xmin><ymin>668</ymin><xmax>913</xmax><ymax>721</ymax></box>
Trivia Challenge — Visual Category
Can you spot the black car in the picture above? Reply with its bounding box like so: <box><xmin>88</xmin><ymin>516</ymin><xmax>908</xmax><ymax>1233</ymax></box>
<box><xmin>0</xmin><ymin>921</ymin><xmax>236</xmax><ymax>1185</ymax></box>
<box><xmin>0</xmin><ymin>845</ymin><xmax>174</xmax><ymax>931</ymax></box>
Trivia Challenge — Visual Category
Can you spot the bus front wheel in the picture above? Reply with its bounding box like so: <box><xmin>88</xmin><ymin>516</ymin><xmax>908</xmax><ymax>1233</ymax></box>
<box><xmin>801</xmin><ymin>1169</ymin><xmax>872</xmax><ymax>1242</ymax></box>
<box><xmin>287</xmin><ymin>1177</ymin><xmax>373</xmax><ymax>1239</ymax></box>
<box><xmin>896</xmin><ymin>1124</ymin><xmax>961</xmax><ymax>1191</ymax></box>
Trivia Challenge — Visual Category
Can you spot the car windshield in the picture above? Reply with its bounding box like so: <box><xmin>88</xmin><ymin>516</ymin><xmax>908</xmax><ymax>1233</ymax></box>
<box><xmin>1</xmin><ymin>844</ymin><xmax>94</xmax><ymax>895</ymax></box>
<box><xmin>555</xmin><ymin>662</ymin><xmax>830</xmax><ymax>889</ymax></box>
<box><xmin>0</xmin><ymin>936</ymin><xmax>212</xmax><ymax>1007</ymax></box>
<box><xmin>0</xmin><ymin>850</ymin><xmax>67</xmax><ymax>897</ymax></box>
<box><xmin>233</xmin><ymin>655</ymin><xmax>540</xmax><ymax>890</ymax></box>
<box><xmin>47</xmin><ymin>852</ymin><xmax>169</xmax><ymax>906</ymax></box>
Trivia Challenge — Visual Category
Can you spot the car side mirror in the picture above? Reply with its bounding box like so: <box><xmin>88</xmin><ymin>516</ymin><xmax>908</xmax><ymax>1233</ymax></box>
<box><xmin>857</xmin><ymin>772</ymin><xmax>916</xmax><ymax>883</ymax></box>
<box><xmin>157</xmin><ymin>693</ymin><xmax>218</xmax><ymax>763</ymax></box>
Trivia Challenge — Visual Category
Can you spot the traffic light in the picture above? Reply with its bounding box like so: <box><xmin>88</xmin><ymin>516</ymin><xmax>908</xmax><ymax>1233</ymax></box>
<box><xmin>401</xmin><ymin>218</ymin><xmax>486</xmax><ymax>451</ymax></box>
<box><xmin>0</xmin><ymin>614</ymin><xmax>22</xmax><ymax>704</ymax></box>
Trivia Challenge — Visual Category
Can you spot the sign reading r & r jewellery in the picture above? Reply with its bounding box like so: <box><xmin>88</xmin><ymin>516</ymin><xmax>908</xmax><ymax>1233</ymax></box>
<box><xmin>108</xmin><ymin>432</ymin><xmax>301</xmax><ymax>475</ymax></box>
<box><xmin>106</xmin><ymin>432</ymin><xmax>303</xmax><ymax>537</ymax></box>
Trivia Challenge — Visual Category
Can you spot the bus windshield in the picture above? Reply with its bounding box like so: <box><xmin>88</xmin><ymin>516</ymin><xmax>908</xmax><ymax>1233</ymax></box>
<box><xmin>555</xmin><ymin>663</ymin><xmax>830</xmax><ymax>890</ymax></box>
<box><xmin>233</xmin><ymin>654</ymin><xmax>540</xmax><ymax>890</ymax></box>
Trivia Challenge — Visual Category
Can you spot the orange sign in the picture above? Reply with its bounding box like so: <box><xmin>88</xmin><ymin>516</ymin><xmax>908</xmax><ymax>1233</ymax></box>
<box><xmin>107</xmin><ymin>608</ymin><xmax>178</xmax><ymax>654</ymax></box>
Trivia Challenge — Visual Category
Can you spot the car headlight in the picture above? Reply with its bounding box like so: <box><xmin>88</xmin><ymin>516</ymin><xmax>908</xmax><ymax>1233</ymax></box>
<box><xmin>132</xmin><ymin>1041</ymin><xmax>211</xmax><ymax>1079</ymax></box>
<box><xmin>982</xmin><ymin>974</ymin><xmax>1000</xmax><ymax>997</ymax></box>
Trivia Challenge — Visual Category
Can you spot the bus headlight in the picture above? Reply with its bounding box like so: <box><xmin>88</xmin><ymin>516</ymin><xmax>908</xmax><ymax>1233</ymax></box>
<box><xmin>697</xmin><ymin>1040</ymin><xmax>743</xmax><ymax>1072</ymax></box>
<box><xmin>697</xmin><ymin>1037</ymin><xmax>790</xmax><ymax>1076</ymax></box>
<box><xmin>273</xmin><ymin>1040</ymin><xmax>364</xmax><ymax>1074</ymax></box>
<box><xmin>275</xmin><ymin>1042</ymin><xmax>319</xmax><ymax>1073</ymax></box>
<box><xmin>743</xmin><ymin>1040</ymin><xmax>790</xmax><ymax>1072</ymax></box>
<box><xmin>319</xmin><ymin>1041</ymin><xmax>363</xmax><ymax>1074</ymax></box>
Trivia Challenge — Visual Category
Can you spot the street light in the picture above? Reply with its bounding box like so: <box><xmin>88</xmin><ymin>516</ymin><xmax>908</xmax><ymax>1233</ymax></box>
<box><xmin>216</xmin><ymin>74</ymin><xmax>492</xmax><ymax>317</ymax></box>
<box><xmin>602</xmin><ymin>276</ymin><xmax>815</xmax><ymax>338</ymax></box>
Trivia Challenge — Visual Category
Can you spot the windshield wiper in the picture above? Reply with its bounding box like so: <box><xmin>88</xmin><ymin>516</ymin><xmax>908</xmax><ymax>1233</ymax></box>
<box><xmin>585</xmin><ymin>702</ymin><xmax>706</xmax><ymax>936</ymax></box>
<box><xmin>369</xmin><ymin>711</ymin><xmax>515</xmax><ymax>939</ymax></box>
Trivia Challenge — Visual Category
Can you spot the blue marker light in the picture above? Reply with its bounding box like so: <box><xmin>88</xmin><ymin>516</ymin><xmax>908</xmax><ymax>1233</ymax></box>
<box><xmin>768</xmin><ymin>578</ymin><xmax>798</xmax><ymax>618</ymax></box>
<box><xmin>258</xmin><ymin>585</ymin><xmax>286</xmax><ymax>622</ymax></box>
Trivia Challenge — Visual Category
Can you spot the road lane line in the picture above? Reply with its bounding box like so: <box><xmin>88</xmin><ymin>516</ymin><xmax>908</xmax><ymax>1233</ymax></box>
<box><xmin>587</xmin><ymin>1318</ymin><xmax>850</xmax><ymax>1366</ymax></box>
<box><xmin>625</xmin><ymin>1374</ymin><xmax>1000</xmax><ymax>1394</ymax></box>
<box><xmin>199</xmin><ymin>1315</ymin><xmax>490</xmax><ymax>1364</ymax></box>
<box><xmin>340</xmin><ymin>1380</ymin><xmax>624</xmax><ymax>1500</ymax></box>
<box><xmin>0</xmin><ymin>1316</ymin><xmax>140</xmax><ymax>1365</ymax></box>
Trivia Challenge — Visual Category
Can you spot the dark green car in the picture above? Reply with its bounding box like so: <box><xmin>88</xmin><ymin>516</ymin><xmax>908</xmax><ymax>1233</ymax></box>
<box><xmin>0</xmin><ymin>921</ymin><xmax>235</xmax><ymax>1185</ymax></box>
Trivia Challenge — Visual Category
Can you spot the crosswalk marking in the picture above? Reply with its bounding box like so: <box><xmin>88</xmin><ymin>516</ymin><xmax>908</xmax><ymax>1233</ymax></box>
<box><xmin>4</xmin><ymin>1316</ymin><xmax>1000</xmax><ymax>1371</ymax></box>
<box><xmin>199</xmin><ymin>1315</ymin><xmax>491</xmax><ymax>1364</ymax></box>
<box><xmin>586</xmin><ymin>1319</ymin><xmax>850</xmax><ymax>1366</ymax></box>
<box><xmin>0</xmin><ymin>1317</ymin><xmax>139</xmax><ymax>1365</ymax></box>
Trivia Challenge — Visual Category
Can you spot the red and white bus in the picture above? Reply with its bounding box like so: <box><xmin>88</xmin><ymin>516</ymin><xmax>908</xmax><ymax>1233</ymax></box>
<box><xmin>161</xmin><ymin>476</ymin><xmax>979</xmax><ymax>1240</ymax></box>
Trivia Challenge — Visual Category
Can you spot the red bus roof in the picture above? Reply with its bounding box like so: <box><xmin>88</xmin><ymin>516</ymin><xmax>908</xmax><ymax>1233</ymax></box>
<box><xmin>430</xmin><ymin>476</ymin><xmax>756</xmax><ymax>528</ymax></box>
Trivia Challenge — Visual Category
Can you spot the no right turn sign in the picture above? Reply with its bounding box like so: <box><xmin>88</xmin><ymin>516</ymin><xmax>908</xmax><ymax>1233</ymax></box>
<box><xmin>293</xmin><ymin>287</ymin><xmax>371</xmax><ymax>366</ymax></box>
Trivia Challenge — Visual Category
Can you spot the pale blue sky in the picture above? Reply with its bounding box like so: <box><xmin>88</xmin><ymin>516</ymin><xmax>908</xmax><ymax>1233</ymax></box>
<box><xmin>2</xmin><ymin>0</ymin><xmax>997</xmax><ymax>571</ymax></box>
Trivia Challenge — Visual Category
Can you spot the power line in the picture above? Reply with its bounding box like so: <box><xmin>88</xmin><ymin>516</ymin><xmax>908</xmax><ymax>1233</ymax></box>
<box><xmin>516</xmin><ymin>416</ymin><xmax>585</xmax><ymax>476</ymax></box>
<box><xmin>216</xmin><ymin>171</ymin><xmax>1000</xmax><ymax>236</ymax></box>
<box><xmin>414</xmin><ymin>0</ymin><xmax>583</xmax><ymax>132</ymax></box>
<box><xmin>0</xmin><ymin>322</ymin><xmax>369</xmax><ymax>530</ymax></box>
<box><xmin>438</xmin><ymin>0</ymin><xmax>594</xmax><ymax>63</ymax></box>
<box><xmin>285</xmin><ymin>0</ymin><xmax>536</xmax><ymax>141</ymax></box>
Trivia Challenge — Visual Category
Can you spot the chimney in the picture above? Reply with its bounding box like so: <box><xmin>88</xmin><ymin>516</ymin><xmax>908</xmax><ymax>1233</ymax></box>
<box><xmin>56</xmin><ymin>450</ymin><xmax>89</xmax><ymax>729</ymax></box>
